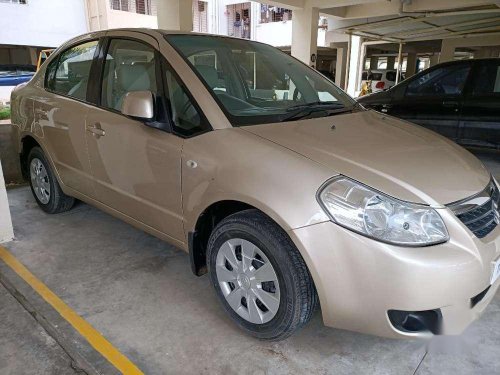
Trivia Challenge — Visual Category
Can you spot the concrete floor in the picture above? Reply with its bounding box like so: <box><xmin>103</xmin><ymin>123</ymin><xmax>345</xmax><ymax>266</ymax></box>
<box><xmin>1</xmin><ymin>149</ymin><xmax>499</xmax><ymax>375</ymax></box>
<box><xmin>0</xmin><ymin>283</ymin><xmax>77</xmax><ymax>374</ymax></box>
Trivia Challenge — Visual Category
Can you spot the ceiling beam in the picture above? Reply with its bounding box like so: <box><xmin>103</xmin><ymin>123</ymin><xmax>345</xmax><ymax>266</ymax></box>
<box><xmin>385</xmin><ymin>16</ymin><xmax>500</xmax><ymax>38</ymax></box>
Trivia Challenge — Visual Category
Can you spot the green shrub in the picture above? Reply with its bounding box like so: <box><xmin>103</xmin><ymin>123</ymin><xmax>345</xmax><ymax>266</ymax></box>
<box><xmin>0</xmin><ymin>107</ymin><xmax>10</xmax><ymax>120</ymax></box>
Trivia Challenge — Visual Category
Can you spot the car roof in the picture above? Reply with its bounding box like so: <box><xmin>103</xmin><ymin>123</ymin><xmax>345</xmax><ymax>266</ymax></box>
<box><xmin>62</xmin><ymin>28</ymin><xmax>264</xmax><ymax>48</ymax></box>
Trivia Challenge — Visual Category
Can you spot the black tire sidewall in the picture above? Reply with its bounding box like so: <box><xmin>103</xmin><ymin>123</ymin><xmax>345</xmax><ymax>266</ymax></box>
<box><xmin>208</xmin><ymin>218</ymin><xmax>300</xmax><ymax>339</ymax></box>
<box><xmin>28</xmin><ymin>147</ymin><xmax>59</xmax><ymax>213</ymax></box>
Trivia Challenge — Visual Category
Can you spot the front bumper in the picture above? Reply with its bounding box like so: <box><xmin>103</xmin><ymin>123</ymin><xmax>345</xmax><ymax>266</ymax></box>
<box><xmin>289</xmin><ymin>208</ymin><xmax>500</xmax><ymax>338</ymax></box>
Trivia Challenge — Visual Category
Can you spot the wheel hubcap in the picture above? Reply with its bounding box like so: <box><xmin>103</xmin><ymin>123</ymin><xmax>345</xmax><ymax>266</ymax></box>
<box><xmin>30</xmin><ymin>158</ymin><xmax>50</xmax><ymax>204</ymax></box>
<box><xmin>216</xmin><ymin>238</ymin><xmax>280</xmax><ymax>324</ymax></box>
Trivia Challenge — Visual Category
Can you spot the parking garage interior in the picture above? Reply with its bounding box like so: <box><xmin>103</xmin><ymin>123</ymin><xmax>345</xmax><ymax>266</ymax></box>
<box><xmin>1</xmin><ymin>0</ymin><xmax>500</xmax><ymax>374</ymax></box>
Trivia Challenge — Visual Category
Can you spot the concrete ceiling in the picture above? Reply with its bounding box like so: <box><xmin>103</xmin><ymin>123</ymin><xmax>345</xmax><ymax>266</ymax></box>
<box><xmin>262</xmin><ymin>0</ymin><xmax>500</xmax><ymax>43</ymax></box>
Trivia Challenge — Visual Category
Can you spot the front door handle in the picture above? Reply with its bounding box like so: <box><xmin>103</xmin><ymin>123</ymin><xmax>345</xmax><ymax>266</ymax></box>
<box><xmin>86</xmin><ymin>123</ymin><xmax>106</xmax><ymax>138</ymax></box>
<box><xmin>380</xmin><ymin>104</ymin><xmax>392</xmax><ymax>113</ymax></box>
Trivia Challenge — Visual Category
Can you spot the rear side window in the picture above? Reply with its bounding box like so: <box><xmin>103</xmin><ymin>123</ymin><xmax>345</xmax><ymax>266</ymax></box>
<box><xmin>369</xmin><ymin>73</ymin><xmax>383</xmax><ymax>80</ymax></box>
<box><xmin>46</xmin><ymin>40</ymin><xmax>98</xmax><ymax>101</ymax></box>
<box><xmin>101</xmin><ymin>39</ymin><xmax>158</xmax><ymax>112</ymax></box>
<box><xmin>470</xmin><ymin>62</ymin><xmax>500</xmax><ymax>96</ymax></box>
<box><xmin>385</xmin><ymin>71</ymin><xmax>396</xmax><ymax>82</ymax></box>
<box><xmin>406</xmin><ymin>64</ymin><xmax>470</xmax><ymax>96</ymax></box>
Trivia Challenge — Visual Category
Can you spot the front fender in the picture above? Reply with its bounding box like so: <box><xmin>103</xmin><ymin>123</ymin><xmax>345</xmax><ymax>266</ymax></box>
<box><xmin>182</xmin><ymin>128</ymin><xmax>332</xmax><ymax>236</ymax></box>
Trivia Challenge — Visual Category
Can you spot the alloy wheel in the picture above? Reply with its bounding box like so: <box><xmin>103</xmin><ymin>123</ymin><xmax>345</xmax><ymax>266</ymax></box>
<box><xmin>30</xmin><ymin>158</ymin><xmax>51</xmax><ymax>204</ymax></box>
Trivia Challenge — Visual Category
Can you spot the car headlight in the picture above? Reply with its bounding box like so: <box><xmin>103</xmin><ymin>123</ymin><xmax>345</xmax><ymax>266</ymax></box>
<box><xmin>317</xmin><ymin>176</ymin><xmax>449</xmax><ymax>246</ymax></box>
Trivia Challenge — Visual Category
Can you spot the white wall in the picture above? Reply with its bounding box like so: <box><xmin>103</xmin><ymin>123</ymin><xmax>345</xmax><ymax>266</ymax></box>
<box><xmin>0</xmin><ymin>162</ymin><xmax>14</xmax><ymax>244</ymax></box>
<box><xmin>254</xmin><ymin>21</ymin><xmax>326</xmax><ymax>47</ymax></box>
<box><xmin>255</xmin><ymin>21</ymin><xmax>292</xmax><ymax>46</ymax></box>
<box><xmin>106</xmin><ymin>9</ymin><xmax>158</xmax><ymax>29</ymax></box>
<box><xmin>0</xmin><ymin>0</ymin><xmax>88</xmax><ymax>47</ymax></box>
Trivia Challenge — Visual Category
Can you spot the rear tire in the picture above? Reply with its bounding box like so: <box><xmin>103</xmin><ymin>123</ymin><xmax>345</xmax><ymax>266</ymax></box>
<box><xmin>207</xmin><ymin>209</ymin><xmax>318</xmax><ymax>341</ymax></box>
<box><xmin>28</xmin><ymin>147</ymin><xmax>74</xmax><ymax>214</ymax></box>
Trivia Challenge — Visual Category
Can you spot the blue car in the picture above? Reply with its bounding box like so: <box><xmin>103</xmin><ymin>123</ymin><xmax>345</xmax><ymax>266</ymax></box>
<box><xmin>0</xmin><ymin>64</ymin><xmax>36</xmax><ymax>86</ymax></box>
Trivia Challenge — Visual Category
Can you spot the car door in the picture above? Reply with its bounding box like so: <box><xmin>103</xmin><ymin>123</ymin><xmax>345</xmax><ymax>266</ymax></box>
<box><xmin>85</xmin><ymin>32</ymin><xmax>186</xmax><ymax>242</ymax></box>
<box><xmin>389</xmin><ymin>62</ymin><xmax>471</xmax><ymax>141</ymax></box>
<box><xmin>460</xmin><ymin>59</ymin><xmax>500</xmax><ymax>148</ymax></box>
<box><xmin>34</xmin><ymin>39</ymin><xmax>99</xmax><ymax>197</ymax></box>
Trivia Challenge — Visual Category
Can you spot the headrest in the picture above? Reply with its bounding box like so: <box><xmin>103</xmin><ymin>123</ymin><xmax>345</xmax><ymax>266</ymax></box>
<box><xmin>196</xmin><ymin>65</ymin><xmax>218</xmax><ymax>89</ymax></box>
<box><xmin>118</xmin><ymin>63</ymin><xmax>152</xmax><ymax>92</ymax></box>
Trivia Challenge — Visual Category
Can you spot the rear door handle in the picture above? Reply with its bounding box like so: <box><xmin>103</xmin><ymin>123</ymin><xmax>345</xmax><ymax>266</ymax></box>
<box><xmin>442</xmin><ymin>100</ymin><xmax>459</xmax><ymax>108</ymax></box>
<box><xmin>86</xmin><ymin>123</ymin><xmax>106</xmax><ymax>137</ymax></box>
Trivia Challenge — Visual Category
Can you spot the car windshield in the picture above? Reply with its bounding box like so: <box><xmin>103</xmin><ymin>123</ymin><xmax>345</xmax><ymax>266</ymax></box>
<box><xmin>165</xmin><ymin>34</ymin><xmax>357</xmax><ymax>126</ymax></box>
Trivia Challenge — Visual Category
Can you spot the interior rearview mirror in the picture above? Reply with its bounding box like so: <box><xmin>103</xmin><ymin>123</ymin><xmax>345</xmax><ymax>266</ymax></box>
<box><xmin>121</xmin><ymin>90</ymin><xmax>154</xmax><ymax>120</ymax></box>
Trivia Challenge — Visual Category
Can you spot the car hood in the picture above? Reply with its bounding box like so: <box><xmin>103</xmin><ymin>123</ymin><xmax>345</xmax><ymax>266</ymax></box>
<box><xmin>241</xmin><ymin>110</ymin><xmax>490</xmax><ymax>206</ymax></box>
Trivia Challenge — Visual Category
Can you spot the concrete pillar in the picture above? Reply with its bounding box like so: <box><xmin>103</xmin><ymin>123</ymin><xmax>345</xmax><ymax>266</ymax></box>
<box><xmin>335</xmin><ymin>46</ymin><xmax>347</xmax><ymax>89</ymax></box>
<box><xmin>439</xmin><ymin>39</ymin><xmax>456</xmax><ymax>63</ymax></box>
<box><xmin>387</xmin><ymin>56</ymin><xmax>395</xmax><ymax>70</ymax></box>
<box><xmin>0</xmin><ymin>162</ymin><xmax>14</xmax><ymax>243</ymax></box>
<box><xmin>369</xmin><ymin>56</ymin><xmax>378</xmax><ymax>70</ymax></box>
<box><xmin>406</xmin><ymin>52</ymin><xmax>417</xmax><ymax>78</ymax></box>
<box><xmin>346</xmin><ymin>35</ymin><xmax>363</xmax><ymax>97</ymax></box>
<box><xmin>157</xmin><ymin>0</ymin><xmax>193</xmax><ymax>31</ymax></box>
<box><xmin>291</xmin><ymin>1</ymin><xmax>319</xmax><ymax>68</ymax></box>
<box><xmin>429</xmin><ymin>54</ymin><xmax>439</xmax><ymax>67</ymax></box>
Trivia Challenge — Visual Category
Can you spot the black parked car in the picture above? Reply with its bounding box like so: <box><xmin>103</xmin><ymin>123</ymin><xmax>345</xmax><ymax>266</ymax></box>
<box><xmin>358</xmin><ymin>58</ymin><xmax>500</xmax><ymax>149</ymax></box>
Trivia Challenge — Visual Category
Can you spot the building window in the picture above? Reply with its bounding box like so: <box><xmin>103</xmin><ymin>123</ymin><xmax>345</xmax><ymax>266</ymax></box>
<box><xmin>0</xmin><ymin>0</ymin><xmax>27</xmax><ymax>4</ymax></box>
<box><xmin>109</xmin><ymin>0</ymin><xmax>155</xmax><ymax>15</ymax></box>
<box><xmin>260</xmin><ymin>4</ymin><xmax>292</xmax><ymax>23</ymax></box>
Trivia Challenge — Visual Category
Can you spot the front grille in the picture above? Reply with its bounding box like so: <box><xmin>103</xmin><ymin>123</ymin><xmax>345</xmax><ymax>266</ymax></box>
<box><xmin>449</xmin><ymin>180</ymin><xmax>500</xmax><ymax>239</ymax></box>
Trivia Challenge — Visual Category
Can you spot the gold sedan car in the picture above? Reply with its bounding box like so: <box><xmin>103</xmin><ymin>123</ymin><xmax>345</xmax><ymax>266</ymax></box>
<box><xmin>11</xmin><ymin>29</ymin><xmax>500</xmax><ymax>341</ymax></box>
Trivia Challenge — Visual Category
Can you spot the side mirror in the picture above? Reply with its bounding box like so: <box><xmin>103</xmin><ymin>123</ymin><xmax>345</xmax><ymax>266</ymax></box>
<box><xmin>121</xmin><ymin>90</ymin><xmax>154</xmax><ymax>120</ymax></box>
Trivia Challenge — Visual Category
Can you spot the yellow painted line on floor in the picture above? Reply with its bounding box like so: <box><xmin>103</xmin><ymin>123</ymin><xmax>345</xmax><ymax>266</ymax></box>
<box><xmin>0</xmin><ymin>246</ymin><xmax>144</xmax><ymax>375</ymax></box>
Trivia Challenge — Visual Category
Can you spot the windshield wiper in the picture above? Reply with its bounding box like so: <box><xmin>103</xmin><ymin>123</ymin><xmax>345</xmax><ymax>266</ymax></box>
<box><xmin>281</xmin><ymin>102</ymin><xmax>352</xmax><ymax>122</ymax></box>
<box><xmin>285</xmin><ymin>101</ymin><xmax>342</xmax><ymax>112</ymax></box>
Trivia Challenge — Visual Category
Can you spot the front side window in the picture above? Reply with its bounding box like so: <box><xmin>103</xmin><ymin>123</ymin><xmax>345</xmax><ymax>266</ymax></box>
<box><xmin>166</xmin><ymin>34</ymin><xmax>356</xmax><ymax>126</ymax></box>
<box><xmin>164</xmin><ymin>64</ymin><xmax>210</xmax><ymax>137</ymax></box>
<box><xmin>406</xmin><ymin>64</ymin><xmax>470</xmax><ymax>97</ymax></box>
<box><xmin>101</xmin><ymin>39</ymin><xmax>158</xmax><ymax>112</ymax></box>
<box><xmin>47</xmin><ymin>40</ymin><xmax>98</xmax><ymax>101</ymax></box>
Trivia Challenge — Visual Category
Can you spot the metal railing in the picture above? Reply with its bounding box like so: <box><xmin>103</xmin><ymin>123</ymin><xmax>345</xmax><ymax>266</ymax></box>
<box><xmin>109</xmin><ymin>0</ymin><xmax>157</xmax><ymax>16</ymax></box>
<box><xmin>0</xmin><ymin>0</ymin><xmax>27</xmax><ymax>4</ymax></box>
<box><xmin>260</xmin><ymin>4</ymin><xmax>292</xmax><ymax>24</ymax></box>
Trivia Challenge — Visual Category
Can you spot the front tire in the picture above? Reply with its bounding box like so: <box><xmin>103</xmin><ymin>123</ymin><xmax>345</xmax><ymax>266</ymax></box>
<box><xmin>28</xmin><ymin>147</ymin><xmax>74</xmax><ymax>214</ymax></box>
<box><xmin>207</xmin><ymin>209</ymin><xmax>317</xmax><ymax>341</ymax></box>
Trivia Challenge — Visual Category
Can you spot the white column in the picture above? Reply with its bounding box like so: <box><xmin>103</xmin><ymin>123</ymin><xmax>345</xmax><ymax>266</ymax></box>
<box><xmin>0</xmin><ymin>162</ymin><xmax>14</xmax><ymax>244</ymax></box>
<box><xmin>157</xmin><ymin>0</ymin><xmax>193</xmax><ymax>32</ymax></box>
<box><xmin>335</xmin><ymin>46</ymin><xmax>347</xmax><ymax>89</ymax></box>
<box><xmin>291</xmin><ymin>1</ymin><xmax>319</xmax><ymax>68</ymax></box>
<box><xmin>346</xmin><ymin>35</ymin><xmax>362</xmax><ymax>97</ymax></box>
<box><xmin>395</xmin><ymin>42</ymin><xmax>403</xmax><ymax>84</ymax></box>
